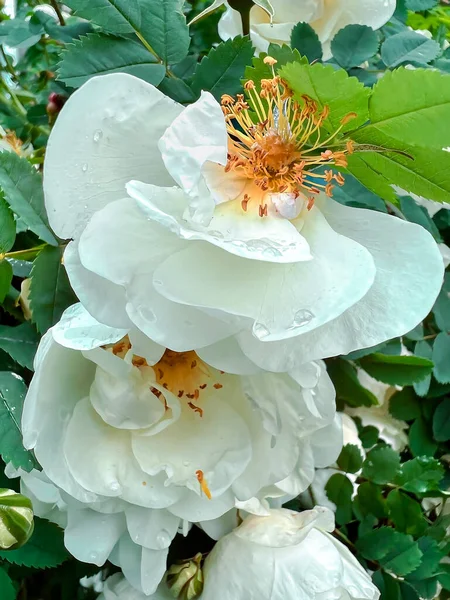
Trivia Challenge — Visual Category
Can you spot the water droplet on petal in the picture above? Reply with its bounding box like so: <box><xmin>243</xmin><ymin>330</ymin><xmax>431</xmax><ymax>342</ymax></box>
<box><xmin>93</xmin><ymin>129</ymin><xmax>103</xmax><ymax>143</ymax></box>
<box><xmin>89</xmin><ymin>551</ymin><xmax>99</xmax><ymax>563</ymax></box>
<box><xmin>253</xmin><ymin>322</ymin><xmax>270</xmax><ymax>340</ymax></box>
<box><xmin>82</xmin><ymin>163</ymin><xmax>88</xmax><ymax>172</ymax></box>
<box><xmin>183</xmin><ymin>461</ymin><xmax>190</xmax><ymax>467</ymax></box>
<box><xmin>109</xmin><ymin>480</ymin><xmax>121</xmax><ymax>493</ymax></box>
<box><xmin>156</xmin><ymin>529</ymin><xmax>171</xmax><ymax>549</ymax></box>
<box><xmin>290</xmin><ymin>309</ymin><xmax>314</xmax><ymax>330</ymax></box>
<box><xmin>262</xmin><ymin>246</ymin><xmax>282</xmax><ymax>258</ymax></box>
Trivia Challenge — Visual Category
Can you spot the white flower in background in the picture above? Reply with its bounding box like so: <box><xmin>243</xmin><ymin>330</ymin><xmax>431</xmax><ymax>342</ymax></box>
<box><xmin>44</xmin><ymin>73</ymin><xmax>443</xmax><ymax>373</ymax></box>
<box><xmin>200</xmin><ymin>507</ymin><xmax>380</xmax><ymax>600</ymax></box>
<box><xmin>347</xmin><ymin>370</ymin><xmax>408</xmax><ymax>452</ymax></box>
<box><xmin>20</xmin><ymin>303</ymin><xmax>341</xmax><ymax>594</ymax></box>
<box><xmin>218</xmin><ymin>0</ymin><xmax>396</xmax><ymax>59</ymax></box>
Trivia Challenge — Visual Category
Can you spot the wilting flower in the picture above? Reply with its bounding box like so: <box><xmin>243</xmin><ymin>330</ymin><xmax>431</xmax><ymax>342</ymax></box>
<box><xmin>44</xmin><ymin>72</ymin><xmax>443</xmax><ymax>372</ymax></box>
<box><xmin>20</xmin><ymin>303</ymin><xmax>341</xmax><ymax>594</ymax></box>
<box><xmin>217</xmin><ymin>0</ymin><xmax>396</xmax><ymax>59</ymax></box>
<box><xmin>347</xmin><ymin>370</ymin><xmax>408</xmax><ymax>452</ymax></box>
<box><xmin>200</xmin><ymin>507</ymin><xmax>380</xmax><ymax>600</ymax></box>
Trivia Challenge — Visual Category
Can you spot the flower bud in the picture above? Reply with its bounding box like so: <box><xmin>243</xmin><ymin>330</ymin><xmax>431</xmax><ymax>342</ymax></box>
<box><xmin>0</xmin><ymin>488</ymin><xmax>34</xmax><ymax>550</ymax></box>
<box><xmin>166</xmin><ymin>553</ymin><xmax>204</xmax><ymax>600</ymax></box>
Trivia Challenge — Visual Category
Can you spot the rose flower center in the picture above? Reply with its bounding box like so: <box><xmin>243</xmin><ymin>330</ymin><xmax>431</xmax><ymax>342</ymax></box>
<box><xmin>221</xmin><ymin>57</ymin><xmax>356</xmax><ymax>218</ymax></box>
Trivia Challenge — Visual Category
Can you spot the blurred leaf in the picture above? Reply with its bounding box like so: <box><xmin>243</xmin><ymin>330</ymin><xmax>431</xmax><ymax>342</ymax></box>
<box><xmin>29</xmin><ymin>246</ymin><xmax>77</xmax><ymax>334</ymax></box>
<box><xmin>0</xmin><ymin>517</ymin><xmax>68</xmax><ymax>568</ymax></box>
<box><xmin>432</xmin><ymin>398</ymin><xmax>450</xmax><ymax>442</ymax></box>
<box><xmin>0</xmin><ymin>260</ymin><xmax>13</xmax><ymax>304</ymax></box>
<box><xmin>389</xmin><ymin>388</ymin><xmax>421</xmax><ymax>421</ymax></box>
<box><xmin>0</xmin><ymin>153</ymin><xmax>56</xmax><ymax>246</ymax></box>
<box><xmin>357</xmin><ymin>527</ymin><xmax>423</xmax><ymax>576</ymax></box>
<box><xmin>355</xmin><ymin>481</ymin><xmax>388</xmax><ymax>519</ymax></box>
<box><xmin>0</xmin><ymin>196</ymin><xmax>16</xmax><ymax>254</ymax></box>
<box><xmin>325</xmin><ymin>473</ymin><xmax>353</xmax><ymax>525</ymax></box>
<box><xmin>399</xmin><ymin>196</ymin><xmax>441</xmax><ymax>241</ymax></box>
<box><xmin>337</xmin><ymin>444</ymin><xmax>363</xmax><ymax>474</ymax></box>
<box><xmin>381</xmin><ymin>31</ymin><xmax>440</xmax><ymax>67</ymax></box>
<box><xmin>331</xmin><ymin>24</ymin><xmax>379</xmax><ymax>69</ymax></box>
<box><xmin>409</xmin><ymin>418</ymin><xmax>438</xmax><ymax>458</ymax></box>
<box><xmin>362</xmin><ymin>446</ymin><xmax>401</xmax><ymax>484</ymax></box>
<box><xmin>0</xmin><ymin>323</ymin><xmax>39</xmax><ymax>370</ymax></box>
<box><xmin>190</xmin><ymin>36</ymin><xmax>254</xmax><ymax>100</ymax></box>
<box><xmin>0</xmin><ymin>567</ymin><xmax>16</xmax><ymax>600</ymax></box>
<box><xmin>58</xmin><ymin>33</ymin><xmax>166</xmax><ymax>88</ymax></box>
<box><xmin>291</xmin><ymin>22</ymin><xmax>322</xmax><ymax>63</ymax></box>
<box><xmin>413</xmin><ymin>340</ymin><xmax>433</xmax><ymax>397</ymax></box>
<box><xmin>0</xmin><ymin>372</ymin><xmax>38</xmax><ymax>472</ymax></box>
<box><xmin>359</xmin><ymin>353</ymin><xmax>434</xmax><ymax>386</ymax></box>
<box><xmin>432</xmin><ymin>332</ymin><xmax>450</xmax><ymax>384</ymax></box>
<box><xmin>387</xmin><ymin>490</ymin><xmax>427</xmax><ymax>536</ymax></box>
<box><xmin>405</xmin><ymin>0</ymin><xmax>438</xmax><ymax>8</ymax></box>
<box><xmin>327</xmin><ymin>359</ymin><xmax>378</xmax><ymax>408</ymax></box>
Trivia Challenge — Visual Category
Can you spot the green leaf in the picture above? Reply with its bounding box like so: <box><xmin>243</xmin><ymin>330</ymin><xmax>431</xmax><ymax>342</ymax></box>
<box><xmin>389</xmin><ymin>388</ymin><xmax>422</xmax><ymax>421</ymax></box>
<box><xmin>409</xmin><ymin>418</ymin><xmax>438</xmax><ymax>458</ymax></box>
<box><xmin>358</xmin><ymin>353</ymin><xmax>434</xmax><ymax>386</ymax></box>
<box><xmin>327</xmin><ymin>359</ymin><xmax>378</xmax><ymax>408</ymax></box>
<box><xmin>432</xmin><ymin>333</ymin><xmax>450</xmax><ymax>384</ymax></box>
<box><xmin>337</xmin><ymin>444</ymin><xmax>363</xmax><ymax>474</ymax></box>
<box><xmin>0</xmin><ymin>567</ymin><xmax>16</xmax><ymax>600</ymax></box>
<box><xmin>399</xmin><ymin>196</ymin><xmax>441</xmax><ymax>241</ymax></box>
<box><xmin>329</xmin><ymin>172</ymin><xmax>387</xmax><ymax>212</ymax></box>
<box><xmin>381</xmin><ymin>31</ymin><xmax>440</xmax><ymax>68</ymax></box>
<box><xmin>190</xmin><ymin>36</ymin><xmax>254</xmax><ymax>101</ymax></box>
<box><xmin>325</xmin><ymin>473</ymin><xmax>353</xmax><ymax>525</ymax></box>
<box><xmin>0</xmin><ymin>196</ymin><xmax>16</xmax><ymax>254</ymax></box>
<box><xmin>362</xmin><ymin>446</ymin><xmax>401</xmax><ymax>484</ymax></box>
<box><xmin>29</xmin><ymin>246</ymin><xmax>77</xmax><ymax>335</ymax></box>
<box><xmin>372</xmin><ymin>571</ymin><xmax>402</xmax><ymax>600</ymax></box>
<box><xmin>0</xmin><ymin>517</ymin><xmax>68</xmax><ymax>568</ymax></box>
<box><xmin>356</xmin><ymin>527</ymin><xmax>423</xmax><ymax>577</ymax></box>
<box><xmin>407</xmin><ymin>537</ymin><xmax>445</xmax><ymax>582</ymax></box>
<box><xmin>387</xmin><ymin>490</ymin><xmax>427</xmax><ymax>536</ymax></box>
<box><xmin>279</xmin><ymin>61</ymin><xmax>371</xmax><ymax>134</ymax></box>
<box><xmin>58</xmin><ymin>33</ymin><xmax>166</xmax><ymax>88</ymax></box>
<box><xmin>0</xmin><ymin>153</ymin><xmax>56</xmax><ymax>246</ymax></box>
<box><xmin>0</xmin><ymin>323</ymin><xmax>39</xmax><ymax>371</ymax></box>
<box><xmin>413</xmin><ymin>341</ymin><xmax>433</xmax><ymax>398</ymax></box>
<box><xmin>331</xmin><ymin>25</ymin><xmax>379</xmax><ymax>69</ymax></box>
<box><xmin>0</xmin><ymin>372</ymin><xmax>38</xmax><ymax>472</ymax></box>
<box><xmin>65</xmin><ymin>0</ymin><xmax>190</xmax><ymax>64</ymax></box>
<box><xmin>359</xmin><ymin>425</ymin><xmax>381</xmax><ymax>449</ymax></box>
<box><xmin>245</xmin><ymin>44</ymin><xmax>307</xmax><ymax>91</ymax></box>
<box><xmin>433</xmin><ymin>273</ymin><xmax>450</xmax><ymax>332</ymax></box>
<box><xmin>405</xmin><ymin>0</ymin><xmax>438</xmax><ymax>10</ymax></box>
<box><xmin>353</xmin><ymin>68</ymin><xmax>450</xmax><ymax>150</ymax></box>
<box><xmin>355</xmin><ymin>481</ymin><xmax>388</xmax><ymax>519</ymax></box>
<box><xmin>290</xmin><ymin>22</ymin><xmax>322</xmax><ymax>63</ymax></box>
<box><xmin>432</xmin><ymin>399</ymin><xmax>450</xmax><ymax>442</ymax></box>
<box><xmin>0</xmin><ymin>260</ymin><xmax>13</xmax><ymax>304</ymax></box>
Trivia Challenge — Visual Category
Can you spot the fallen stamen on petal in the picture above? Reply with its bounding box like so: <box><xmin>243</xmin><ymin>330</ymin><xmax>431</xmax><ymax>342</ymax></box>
<box><xmin>196</xmin><ymin>470</ymin><xmax>212</xmax><ymax>499</ymax></box>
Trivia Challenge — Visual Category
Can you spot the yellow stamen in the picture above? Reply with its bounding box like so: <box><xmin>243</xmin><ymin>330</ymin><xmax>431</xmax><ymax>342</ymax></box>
<box><xmin>196</xmin><ymin>470</ymin><xmax>212</xmax><ymax>500</ymax></box>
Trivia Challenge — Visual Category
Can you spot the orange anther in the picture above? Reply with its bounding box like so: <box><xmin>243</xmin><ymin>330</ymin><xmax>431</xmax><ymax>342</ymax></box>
<box><xmin>196</xmin><ymin>470</ymin><xmax>212</xmax><ymax>499</ymax></box>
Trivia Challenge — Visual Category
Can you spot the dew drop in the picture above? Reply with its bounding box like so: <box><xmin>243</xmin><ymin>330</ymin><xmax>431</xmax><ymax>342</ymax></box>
<box><xmin>140</xmin><ymin>307</ymin><xmax>157</xmax><ymax>323</ymax></box>
<box><xmin>109</xmin><ymin>480</ymin><xmax>121</xmax><ymax>493</ymax></box>
<box><xmin>89</xmin><ymin>551</ymin><xmax>99</xmax><ymax>563</ymax></box>
<box><xmin>82</xmin><ymin>163</ymin><xmax>88</xmax><ymax>172</ymax></box>
<box><xmin>253</xmin><ymin>322</ymin><xmax>270</xmax><ymax>340</ymax></box>
<box><xmin>153</xmin><ymin>279</ymin><xmax>163</xmax><ymax>287</ymax></box>
<box><xmin>156</xmin><ymin>529</ymin><xmax>171</xmax><ymax>549</ymax></box>
<box><xmin>93</xmin><ymin>129</ymin><xmax>103</xmax><ymax>143</ymax></box>
<box><xmin>262</xmin><ymin>246</ymin><xmax>282</xmax><ymax>258</ymax></box>
<box><xmin>183</xmin><ymin>461</ymin><xmax>190</xmax><ymax>467</ymax></box>
<box><xmin>290</xmin><ymin>309</ymin><xmax>314</xmax><ymax>330</ymax></box>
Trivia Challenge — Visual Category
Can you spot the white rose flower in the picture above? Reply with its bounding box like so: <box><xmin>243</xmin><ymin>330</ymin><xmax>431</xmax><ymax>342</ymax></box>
<box><xmin>100</xmin><ymin>573</ymin><xmax>170</xmax><ymax>600</ymax></box>
<box><xmin>43</xmin><ymin>73</ymin><xmax>443</xmax><ymax>373</ymax></box>
<box><xmin>217</xmin><ymin>0</ymin><xmax>396</xmax><ymax>59</ymax></box>
<box><xmin>200</xmin><ymin>507</ymin><xmax>380</xmax><ymax>600</ymax></box>
<box><xmin>347</xmin><ymin>370</ymin><xmax>408</xmax><ymax>452</ymax></box>
<box><xmin>21</xmin><ymin>303</ymin><xmax>341</xmax><ymax>594</ymax></box>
